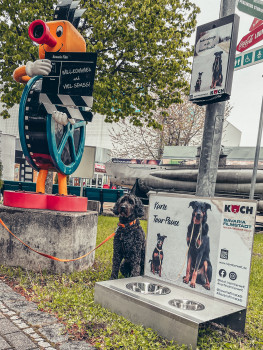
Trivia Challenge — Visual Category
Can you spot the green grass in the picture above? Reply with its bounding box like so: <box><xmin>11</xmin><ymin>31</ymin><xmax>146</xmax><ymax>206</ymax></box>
<box><xmin>0</xmin><ymin>217</ymin><xmax>262</xmax><ymax>349</ymax></box>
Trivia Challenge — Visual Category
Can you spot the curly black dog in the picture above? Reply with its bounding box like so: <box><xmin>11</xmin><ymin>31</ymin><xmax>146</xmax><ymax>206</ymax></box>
<box><xmin>194</xmin><ymin>72</ymin><xmax>203</xmax><ymax>92</ymax></box>
<box><xmin>149</xmin><ymin>233</ymin><xmax>167</xmax><ymax>277</ymax></box>
<box><xmin>210</xmin><ymin>51</ymin><xmax>223</xmax><ymax>89</ymax></box>
<box><xmin>110</xmin><ymin>194</ymin><xmax>146</xmax><ymax>279</ymax></box>
<box><xmin>183</xmin><ymin>201</ymin><xmax>212</xmax><ymax>290</ymax></box>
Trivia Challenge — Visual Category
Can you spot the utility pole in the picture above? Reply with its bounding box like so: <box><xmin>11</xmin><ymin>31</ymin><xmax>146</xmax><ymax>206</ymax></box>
<box><xmin>195</xmin><ymin>0</ymin><xmax>237</xmax><ymax>197</ymax></box>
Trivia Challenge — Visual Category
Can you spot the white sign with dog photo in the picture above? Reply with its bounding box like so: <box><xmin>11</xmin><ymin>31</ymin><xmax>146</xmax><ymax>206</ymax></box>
<box><xmin>145</xmin><ymin>193</ymin><xmax>256</xmax><ymax>307</ymax></box>
<box><xmin>189</xmin><ymin>14</ymin><xmax>239</xmax><ymax>105</ymax></box>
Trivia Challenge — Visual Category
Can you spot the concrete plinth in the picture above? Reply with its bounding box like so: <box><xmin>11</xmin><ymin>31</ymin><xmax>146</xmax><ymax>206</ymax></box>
<box><xmin>0</xmin><ymin>205</ymin><xmax>98</xmax><ymax>273</ymax></box>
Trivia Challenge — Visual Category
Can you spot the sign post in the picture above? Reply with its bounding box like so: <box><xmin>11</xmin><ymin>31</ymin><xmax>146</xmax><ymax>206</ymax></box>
<box><xmin>195</xmin><ymin>0</ymin><xmax>238</xmax><ymax>197</ymax></box>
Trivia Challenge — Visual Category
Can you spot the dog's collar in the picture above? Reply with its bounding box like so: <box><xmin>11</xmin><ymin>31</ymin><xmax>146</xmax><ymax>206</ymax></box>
<box><xmin>118</xmin><ymin>219</ymin><xmax>137</xmax><ymax>228</ymax></box>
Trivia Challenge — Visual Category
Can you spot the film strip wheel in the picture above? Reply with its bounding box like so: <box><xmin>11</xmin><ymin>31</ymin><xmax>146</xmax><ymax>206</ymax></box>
<box><xmin>19</xmin><ymin>76</ymin><xmax>86</xmax><ymax>175</ymax></box>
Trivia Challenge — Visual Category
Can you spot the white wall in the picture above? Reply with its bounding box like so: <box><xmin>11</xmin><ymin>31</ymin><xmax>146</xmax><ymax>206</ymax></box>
<box><xmin>0</xmin><ymin>132</ymin><xmax>16</xmax><ymax>180</ymax></box>
<box><xmin>222</xmin><ymin>120</ymin><xmax>241</xmax><ymax>147</ymax></box>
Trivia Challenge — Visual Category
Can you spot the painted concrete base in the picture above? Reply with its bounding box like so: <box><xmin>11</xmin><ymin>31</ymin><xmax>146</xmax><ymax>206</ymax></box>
<box><xmin>95</xmin><ymin>276</ymin><xmax>246</xmax><ymax>349</ymax></box>
<box><xmin>0</xmin><ymin>205</ymin><xmax>98</xmax><ymax>273</ymax></box>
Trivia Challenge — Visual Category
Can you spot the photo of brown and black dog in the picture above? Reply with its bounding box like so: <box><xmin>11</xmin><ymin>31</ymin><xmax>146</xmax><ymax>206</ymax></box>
<box><xmin>183</xmin><ymin>201</ymin><xmax>212</xmax><ymax>290</ymax></box>
<box><xmin>210</xmin><ymin>51</ymin><xmax>223</xmax><ymax>89</ymax></box>
<box><xmin>149</xmin><ymin>233</ymin><xmax>167</xmax><ymax>277</ymax></box>
<box><xmin>110</xmin><ymin>194</ymin><xmax>146</xmax><ymax>279</ymax></box>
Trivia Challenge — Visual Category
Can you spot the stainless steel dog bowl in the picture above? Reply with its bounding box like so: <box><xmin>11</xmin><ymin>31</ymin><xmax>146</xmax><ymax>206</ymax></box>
<box><xmin>126</xmin><ymin>282</ymin><xmax>171</xmax><ymax>295</ymax></box>
<box><xmin>168</xmin><ymin>299</ymin><xmax>205</xmax><ymax>311</ymax></box>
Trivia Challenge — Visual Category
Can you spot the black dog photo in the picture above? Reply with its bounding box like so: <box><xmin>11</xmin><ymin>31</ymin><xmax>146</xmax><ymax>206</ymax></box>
<box><xmin>110</xmin><ymin>194</ymin><xmax>146</xmax><ymax>279</ymax></box>
<box><xmin>149</xmin><ymin>233</ymin><xmax>167</xmax><ymax>277</ymax></box>
<box><xmin>183</xmin><ymin>201</ymin><xmax>212</xmax><ymax>290</ymax></box>
<box><xmin>210</xmin><ymin>51</ymin><xmax>223</xmax><ymax>89</ymax></box>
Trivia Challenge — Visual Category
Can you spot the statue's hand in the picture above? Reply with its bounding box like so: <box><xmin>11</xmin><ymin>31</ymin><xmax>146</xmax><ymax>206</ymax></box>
<box><xmin>52</xmin><ymin>111</ymin><xmax>75</xmax><ymax>126</ymax></box>
<box><xmin>25</xmin><ymin>59</ymin><xmax>52</xmax><ymax>77</ymax></box>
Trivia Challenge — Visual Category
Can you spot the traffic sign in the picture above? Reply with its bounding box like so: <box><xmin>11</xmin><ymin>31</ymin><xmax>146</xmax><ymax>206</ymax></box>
<box><xmin>236</xmin><ymin>22</ymin><xmax>263</xmax><ymax>52</ymax></box>
<box><xmin>235</xmin><ymin>43</ymin><xmax>263</xmax><ymax>70</ymax></box>
<box><xmin>237</xmin><ymin>0</ymin><xmax>263</xmax><ymax>21</ymax></box>
<box><xmin>249</xmin><ymin>17</ymin><xmax>263</xmax><ymax>31</ymax></box>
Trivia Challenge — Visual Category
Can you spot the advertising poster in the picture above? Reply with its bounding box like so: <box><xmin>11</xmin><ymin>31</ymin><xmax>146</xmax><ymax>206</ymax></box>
<box><xmin>189</xmin><ymin>15</ymin><xmax>239</xmax><ymax>105</ymax></box>
<box><xmin>145</xmin><ymin>193</ymin><xmax>256</xmax><ymax>307</ymax></box>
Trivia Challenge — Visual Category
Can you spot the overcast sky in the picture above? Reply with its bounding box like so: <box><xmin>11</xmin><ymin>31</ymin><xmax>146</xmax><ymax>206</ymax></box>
<box><xmin>193</xmin><ymin>0</ymin><xmax>263</xmax><ymax>147</ymax></box>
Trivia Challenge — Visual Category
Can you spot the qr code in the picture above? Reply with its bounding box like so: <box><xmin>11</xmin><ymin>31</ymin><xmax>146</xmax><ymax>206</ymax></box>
<box><xmin>220</xmin><ymin>249</ymin><xmax>228</xmax><ymax>260</ymax></box>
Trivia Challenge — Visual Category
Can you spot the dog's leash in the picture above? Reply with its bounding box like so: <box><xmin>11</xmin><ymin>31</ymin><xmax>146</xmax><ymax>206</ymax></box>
<box><xmin>0</xmin><ymin>218</ymin><xmax>116</xmax><ymax>262</ymax></box>
<box><xmin>161</xmin><ymin>220</ymin><xmax>203</xmax><ymax>282</ymax></box>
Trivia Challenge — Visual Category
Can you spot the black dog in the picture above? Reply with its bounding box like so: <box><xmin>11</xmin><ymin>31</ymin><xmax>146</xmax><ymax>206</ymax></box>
<box><xmin>183</xmin><ymin>201</ymin><xmax>212</xmax><ymax>290</ymax></box>
<box><xmin>149</xmin><ymin>233</ymin><xmax>167</xmax><ymax>277</ymax></box>
<box><xmin>194</xmin><ymin>72</ymin><xmax>203</xmax><ymax>92</ymax></box>
<box><xmin>210</xmin><ymin>51</ymin><xmax>223</xmax><ymax>89</ymax></box>
<box><xmin>110</xmin><ymin>194</ymin><xmax>146</xmax><ymax>279</ymax></box>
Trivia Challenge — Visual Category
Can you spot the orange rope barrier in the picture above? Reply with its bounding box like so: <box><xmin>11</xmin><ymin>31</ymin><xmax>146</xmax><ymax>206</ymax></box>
<box><xmin>0</xmin><ymin>218</ymin><xmax>115</xmax><ymax>262</ymax></box>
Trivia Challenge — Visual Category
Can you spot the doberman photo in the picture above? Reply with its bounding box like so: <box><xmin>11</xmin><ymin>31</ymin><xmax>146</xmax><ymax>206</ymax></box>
<box><xmin>149</xmin><ymin>233</ymin><xmax>167</xmax><ymax>277</ymax></box>
<box><xmin>194</xmin><ymin>72</ymin><xmax>203</xmax><ymax>92</ymax></box>
<box><xmin>183</xmin><ymin>201</ymin><xmax>212</xmax><ymax>290</ymax></box>
<box><xmin>210</xmin><ymin>51</ymin><xmax>223</xmax><ymax>89</ymax></box>
<box><xmin>110</xmin><ymin>194</ymin><xmax>145</xmax><ymax>279</ymax></box>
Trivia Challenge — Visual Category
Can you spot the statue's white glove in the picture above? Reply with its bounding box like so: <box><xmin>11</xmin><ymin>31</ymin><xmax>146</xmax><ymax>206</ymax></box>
<box><xmin>52</xmin><ymin>111</ymin><xmax>68</xmax><ymax>126</ymax></box>
<box><xmin>26</xmin><ymin>59</ymin><xmax>52</xmax><ymax>77</ymax></box>
<box><xmin>52</xmin><ymin>111</ymin><xmax>75</xmax><ymax>126</ymax></box>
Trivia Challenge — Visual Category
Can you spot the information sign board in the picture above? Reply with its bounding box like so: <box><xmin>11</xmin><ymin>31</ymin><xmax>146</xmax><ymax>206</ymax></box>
<box><xmin>237</xmin><ymin>22</ymin><xmax>263</xmax><ymax>52</ymax></box>
<box><xmin>235</xmin><ymin>43</ymin><xmax>263</xmax><ymax>69</ymax></box>
<box><xmin>189</xmin><ymin>14</ymin><xmax>239</xmax><ymax>106</ymax></box>
<box><xmin>145</xmin><ymin>193</ymin><xmax>257</xmax><ymax>307</ymax></box>
<box><xmin>237</xmin><ymin>0</ymin><xmax>263</xmax><ymax>21</ymax></box>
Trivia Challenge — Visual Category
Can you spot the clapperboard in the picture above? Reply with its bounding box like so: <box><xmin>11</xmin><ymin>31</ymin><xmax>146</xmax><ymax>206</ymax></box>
<box><xmin>40</xmin><ymin>52</ymin><xmax>97</xmax><ymax>122</ymax></box>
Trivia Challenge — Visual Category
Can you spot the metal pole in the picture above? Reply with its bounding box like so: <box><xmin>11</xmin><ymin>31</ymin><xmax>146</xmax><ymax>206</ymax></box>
<box><xmin>249</xmin><ymin>96</ymin><xmax>263</xmax><ymax>199</ymax></box>
<box><xmin>80</xmin><ymin>177</ymin><xmax>84</xmax><ymax>196</ymax></box>
<box><xmin>196</xmin><ymin>0</ymin><xmax>237</xmax><ymax>197</ymax></box>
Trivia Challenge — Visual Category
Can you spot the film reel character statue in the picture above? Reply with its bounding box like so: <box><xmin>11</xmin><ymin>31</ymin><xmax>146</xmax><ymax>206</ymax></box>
<box><xmin>13</xmin><ymin>1</ymin><xmax>96</xmax><ymax>198</ymax></box>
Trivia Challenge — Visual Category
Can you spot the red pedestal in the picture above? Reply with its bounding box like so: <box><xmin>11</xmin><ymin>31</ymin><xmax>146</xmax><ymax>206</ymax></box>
<box><xmin>3</xmin><ymin>191</ymin><xmax>87</xmax><ymax>212</ymax></box>
<box><xmin>3</xmin><ymin>191</ymin><xmax>47</xmax><ymax>210</ymax></box>
<box><xmin>46</xmin><ymin>194</ymin><xmax>87</xmax><ymax>212</ymax></box>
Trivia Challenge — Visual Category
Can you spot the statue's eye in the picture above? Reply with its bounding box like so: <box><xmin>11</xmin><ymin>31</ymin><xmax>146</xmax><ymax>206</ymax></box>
<box><xmin>56</xmin><ymin>26</ymin><xmax>63</xmax><ymax>37</ymax></box>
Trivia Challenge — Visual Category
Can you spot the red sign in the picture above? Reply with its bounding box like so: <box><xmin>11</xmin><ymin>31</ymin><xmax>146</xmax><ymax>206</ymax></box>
<box><xmin>237</xmin><ymin>23</ymin><xmax>263</xmax><ymax>52</ymax></box>
<box><xmin>249</xmin><ymin>18</ymin><xmax>263</xmax><ymax>32</ymax></box>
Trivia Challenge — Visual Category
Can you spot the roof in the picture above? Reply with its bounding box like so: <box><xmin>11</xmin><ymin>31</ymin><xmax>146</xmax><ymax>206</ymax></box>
<box><xmin>163</xmin><ymin>146</ymin><xmax>263</xmax><ymax>161</ymax></box>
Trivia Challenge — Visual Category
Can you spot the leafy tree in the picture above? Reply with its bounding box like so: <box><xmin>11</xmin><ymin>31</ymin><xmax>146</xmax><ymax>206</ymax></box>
<box><xmin>0</xmin><ymin>0</ymin><xmax>200</xmax><ymax>127</ymax></box>
<box><xmin>110</xmin><ymin>97</ymin><xmax>233</xmax><ymax>160</ymax></box>
<box><xmin>0</xmin><ymin>162</ymin><xmax>3</xmax><ymax>190</ymax></box>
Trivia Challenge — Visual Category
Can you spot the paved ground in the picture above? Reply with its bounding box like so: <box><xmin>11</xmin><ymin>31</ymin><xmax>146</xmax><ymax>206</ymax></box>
<box><xmin>0</xmin><ymin>281</ymin><xmax>95</xmax><ymax>350</ymax></box>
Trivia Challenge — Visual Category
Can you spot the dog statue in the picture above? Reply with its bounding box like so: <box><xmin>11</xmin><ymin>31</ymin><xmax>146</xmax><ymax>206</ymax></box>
<box><xmin>183</xmin><ymin>201</ymin><xmax>212</xmax><ymax>290</ymax></box>
<box><xmin>110</xmin><ymin>194</ymin><xmax>146</xmax><ymax>279</ymax></box>
<box><xmin>149</xmin><ymin>233</ymin><xmax>167</xmax><ymax>277</ymax></box>
<box><xmin>210</xmin><ymin>51</ymin><xmax>223</xmax><ymax>89</ymax></box>
<box><xmin>194</xmin><ymin>72</ymin><xmax>203</xmax><ymax>92</ymax></box>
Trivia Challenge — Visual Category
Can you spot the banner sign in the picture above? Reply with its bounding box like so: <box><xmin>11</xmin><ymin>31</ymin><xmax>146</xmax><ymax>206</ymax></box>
<box><xmin>236</xmin><ymin>22</ymin><xmax>263</xmax><ymax>52</ymax></box>
<box><xmin>237</xmin><ymin>0</ymin><xmax>263</xmax><ymax>21</ymax></box>
<box><xmin>249</xmin><ymin>17</ymin><xmax>263</xmax><ymax>31</ymax></box>
<box><xmin>42</xmin><ymin>52</ymin><xmax>97</xmax><ymax>97</ymax></box>
<box><xmin>235</xmin><ymin>43</ymin><xmax>263</xmax><ymax>70</ymax></box>
<box><xmin>145</xmin><ymin>193</ymin><xmax>256</xmax><ymax>307</ymax></box>
<box><xmin>189</xmin><ymin>14</ymin><xmax>239</xmax><ymax>106</ymax></box>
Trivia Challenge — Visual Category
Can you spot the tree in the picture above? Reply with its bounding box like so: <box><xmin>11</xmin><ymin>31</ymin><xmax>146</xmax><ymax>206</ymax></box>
<box><xmin>109</xmin><ymin>96</ymin><xmax>233</xmax><ymax>159</ymax></box>
<box><xmin>0</xmin><ymin>161</ymin><xmax>3</xmax><ymax>190</ymax></box>
<box><xmin>0</xmin><ymin>0</ymin><xmax>200</xmax><ymax>127</ymax></box>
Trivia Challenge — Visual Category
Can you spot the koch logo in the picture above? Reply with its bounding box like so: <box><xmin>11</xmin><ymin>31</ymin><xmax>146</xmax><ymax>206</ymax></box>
<box><xmin>224</xmin><ymin>205</ymin><xmax>254</xmax><ymax>215</ymax></box>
